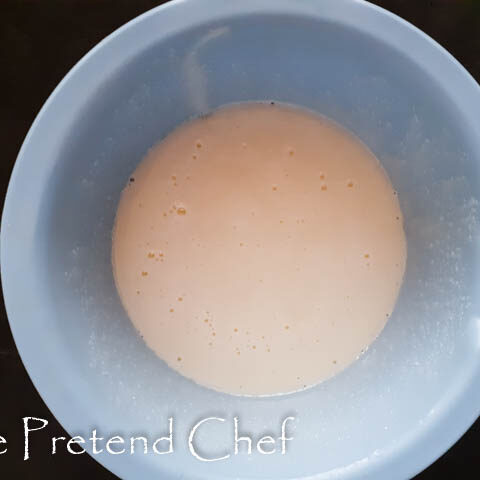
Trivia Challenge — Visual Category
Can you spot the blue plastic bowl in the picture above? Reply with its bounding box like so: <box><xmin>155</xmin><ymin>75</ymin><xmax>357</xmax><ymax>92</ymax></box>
<box><xmin>2</xmin><ymin>1</ymin><xmax>480</xmax><ymax>478</ymax></box>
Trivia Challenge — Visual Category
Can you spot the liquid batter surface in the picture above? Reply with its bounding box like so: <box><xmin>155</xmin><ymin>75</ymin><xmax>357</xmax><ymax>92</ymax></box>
<box><xmin>112</xmin><ymin>102</ymin><xmax>407</xmax><ymax>396</ymax></box>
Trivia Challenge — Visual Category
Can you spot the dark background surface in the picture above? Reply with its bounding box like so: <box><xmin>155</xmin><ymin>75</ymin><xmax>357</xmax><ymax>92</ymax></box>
<box><xmin>0</xmin><ymin>1</ymin><xmax>479</xmax><ymax>478</ymax></box>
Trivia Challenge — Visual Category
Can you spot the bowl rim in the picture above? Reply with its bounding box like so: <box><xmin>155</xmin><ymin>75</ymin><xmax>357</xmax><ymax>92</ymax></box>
<box><xmin>2</xmin><ymin>0</ymin><xmax>480</xmax><ymax>479</ymax></box>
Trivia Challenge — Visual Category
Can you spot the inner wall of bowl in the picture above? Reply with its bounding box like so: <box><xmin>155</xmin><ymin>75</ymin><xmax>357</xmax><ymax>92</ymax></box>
<box><xmin>41</xmin><ymin>14</ymin><xmax>479</xmax><ymax>479</ymax></box>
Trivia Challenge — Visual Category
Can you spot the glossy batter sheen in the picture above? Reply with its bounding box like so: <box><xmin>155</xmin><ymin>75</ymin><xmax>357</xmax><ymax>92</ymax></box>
<box><xmin>112</xmin><ymin>102</ymin><xmax>407</xmax><ymax>396</ymax></box>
